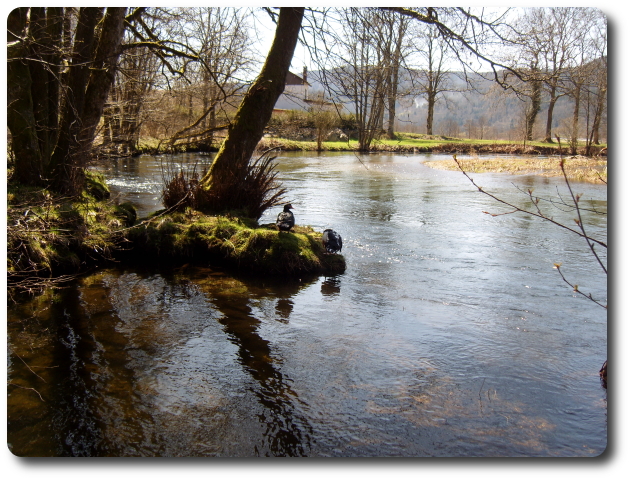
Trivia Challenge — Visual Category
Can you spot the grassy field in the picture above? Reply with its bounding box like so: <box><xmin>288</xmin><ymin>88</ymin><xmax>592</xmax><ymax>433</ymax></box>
<box><xmin>256</xmin><ymin>133</ymin><xmax>605</xmax><ymax>155</ymax></box>
<box><xmin>137</xmin><ymin>131</ymin><xmax>606</xmax><ymax>155</ymax></box>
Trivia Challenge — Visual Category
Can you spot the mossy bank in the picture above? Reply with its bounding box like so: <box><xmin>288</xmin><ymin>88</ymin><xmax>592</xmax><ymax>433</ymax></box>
<box><xmin>124</xmin><ymin>210</ymin><xmax>346</xmax><ymax>276</ymax></box>
<box><xmin>8</xmin><ymin>170</ymin><xmax>344</xmax><ymax>298</ymax></box>
<box><xmin>7</xmin><ymin>171</ymin><xmax>136</xmax><ymax>293</ymax></box>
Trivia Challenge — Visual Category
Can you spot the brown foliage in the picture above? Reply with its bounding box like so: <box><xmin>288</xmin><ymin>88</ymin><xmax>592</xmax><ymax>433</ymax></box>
<box><xmin>161</xmin><ymin>149</ymin><xmax>287</xmax><ymax>220</ymax></box>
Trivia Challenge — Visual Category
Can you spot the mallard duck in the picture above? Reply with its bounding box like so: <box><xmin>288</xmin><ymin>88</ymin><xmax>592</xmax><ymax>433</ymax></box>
<box><xmin>322</xmin><ymin>229</ymin><xmax>342</xmax><ymax>254</ymax></box>
<box><xmin>276</xmin><ymin>204</ymin><xmax>295</xmax><ymax>232</ymax></box>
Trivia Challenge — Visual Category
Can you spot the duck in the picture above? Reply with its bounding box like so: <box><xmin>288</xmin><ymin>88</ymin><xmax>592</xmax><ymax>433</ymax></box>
<box><xmin>322</xmin><ymin>229</ymin><xmax>342</xmax><ymax>254</ymax></box>
<box><xmin>276</xmin><ymin>204</ymin><xmax>295</xmax><ymax>232</ymax></box>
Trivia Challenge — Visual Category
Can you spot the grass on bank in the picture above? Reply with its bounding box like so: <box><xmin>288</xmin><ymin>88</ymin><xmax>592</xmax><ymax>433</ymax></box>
<box><xmin>257</xmin><ymin>134</ymin><xmax>606</xmax><ymax>154</ymax></box>
<box><xmin>126</xmin><ymin>210</ymin><xmax>346</xmax><ymax>276</ymax></box>
<box><xmin>136</xmin><ymin>130</ymin><xmax>606</xmax><ymax>155</ymax></box>
<box><xmin>425</xmin><ymin>154</ymin><xmax>608</xmax><ymax>183</ymax></box>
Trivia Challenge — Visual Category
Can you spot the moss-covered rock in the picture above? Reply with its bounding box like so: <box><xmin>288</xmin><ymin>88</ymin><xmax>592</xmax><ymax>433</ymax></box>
<box><xmin>114</xmin><ymin>201</ymin><xmax>137</xmax><ymax>226</ymax></box>
<box><xmin>126</xmin><ymin>211</ymin><xmax>346</xmax><ymax>276</ymax></box>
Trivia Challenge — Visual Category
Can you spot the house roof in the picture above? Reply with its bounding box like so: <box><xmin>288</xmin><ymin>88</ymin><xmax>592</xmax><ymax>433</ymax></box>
<box><xmin>285</xmin><ymin>71</ymin><xmax>310</xmax><ymax>86</ymax></box>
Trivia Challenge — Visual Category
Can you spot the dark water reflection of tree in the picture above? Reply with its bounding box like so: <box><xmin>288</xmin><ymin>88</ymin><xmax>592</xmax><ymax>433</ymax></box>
<box><xmin>192</xmin><ymin>270</ymin><xmax>318</xmax><ymax>456</ymax></box>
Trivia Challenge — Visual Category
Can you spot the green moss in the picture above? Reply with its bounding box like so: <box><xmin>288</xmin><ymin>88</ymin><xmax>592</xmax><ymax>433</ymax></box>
<box><xmin>114</xmin><ymin>202</ymin><xmax>137</xmax><ymax>225</ymax></box>
<box><xmin>85</xmin><ymin>170</ymin><xmax>110</xmax><ymax>200</ymax></box>
<box><xmin>126</xmin><ymin>213</ymin><xmax>346</xmax><ymax>276</ymax></box>
<box><xmin>8</xmin><ymin>177</ymin><xmax>135</xmax><ymax>289</ymax></box>
<box><xmin>8</xmin><ymin>172</ymin><xmax>345</xmax><ymax>294</ymax></box>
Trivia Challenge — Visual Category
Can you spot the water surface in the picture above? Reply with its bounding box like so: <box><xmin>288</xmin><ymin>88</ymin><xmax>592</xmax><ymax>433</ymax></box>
<box><xmin>8</xmin><ymin>152</ymin><xmax>607</xmax><ymax>456</ymax></box>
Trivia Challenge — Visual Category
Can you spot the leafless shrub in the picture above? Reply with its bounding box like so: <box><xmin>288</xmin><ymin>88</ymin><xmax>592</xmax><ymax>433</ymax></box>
<box><xmin>160</xmin><ymin>158</ymin><xmax>210</xmax><ymax>211</ymax></box>
<box><xmin>201</xmin><ymin>148</ymin><xmax>288</xmax><ymax>220</ymax></box>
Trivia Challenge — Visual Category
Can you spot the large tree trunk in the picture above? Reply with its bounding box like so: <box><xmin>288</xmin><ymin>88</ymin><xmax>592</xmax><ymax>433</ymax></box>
<box><xmin>79</xmin><ymin>7</ymin><xmax>126</xmax><ymax>147</ymax></box>
<box><xmin>48</xmin><ymin>7</ymin><xmax>126</xmax><ymax>195</ymax></box>
<box><xmin>27</xmin><ymin>8</ymin><xmax>52</xmax><ymax>162</ymax></box>
<box><xmin>7</xmin><ymin>8</ymin><xmax>44</xmax><ymax>184</ymax></box>
<box><xmin>200</xmin><ymin>7</ymin><xmax>304</xmax><ymax>212</ymax></box>
<box><xmin>47</xmin><ymin>7</ymin><xmax>102</xmax><ymax>194</ymax></box>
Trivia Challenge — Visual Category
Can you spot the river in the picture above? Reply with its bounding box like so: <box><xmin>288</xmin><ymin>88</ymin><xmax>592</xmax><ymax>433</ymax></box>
<box><xmin>7</xmin><ymin>151</ymin><xmax>607</xmax><ymax>456</ymax></box>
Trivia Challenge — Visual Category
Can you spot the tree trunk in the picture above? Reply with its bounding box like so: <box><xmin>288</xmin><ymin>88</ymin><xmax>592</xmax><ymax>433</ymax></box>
<box><xmin>79</xmin><ymin>7</ymin><xmax>126</xmax><ymax>148</ymax></box>
<box><xmin>387</xmin><ymin>20</ymin><xmax>405</xmax><ymax>140</ymax></box>
<box><xmin>426</xmin><ymin>93</ymin><xmax>436</xmax><ymax>136</ymax></box>
<box><xmin>7</xmin><ymin>8</ymin><xmax>43</xmax><ymax>184</ymax></box>
<box><xmin>47</xmin><ymin>7</ymin><xmax>102</xmax><ymax>194</ymax></box>
<box><xmin>48</xmin><ymin>7</ymin><xmax>125</xmax><ymax>195</ymax></box>
<box><xmin>46</xmin><ymin>8</ymin><xmax>64</xmax><ymax>140</ymax></box>
<box><xmin>570</xmin><ymin>85</ymin><xmax>581</xmax><ymax>156</ymax></box>
<box><xmin>200</xmin><ymin>7</ymin><xmax>304</xmax><ymax>210</ymax></box>
<box><xmin>525</xmin><ymin>78</ymin><xmax>542</xmax><ymax>141</ymax></box>
<box><xmin>544</xmin><ymin>84</ymin><xmax>558</xmax><ymax>143</ymax></box>
<box><xmin>592</xmin><ymin>84</ymin><xmax>606</xmax><ymax>145</ymax></box>
<box><xmin>386</xmin><ymin>67</ymin><xmax>398</xmax><ymax>140</ymax></box>
<box><xmin>28</xmin><ymin>8</ymin><xmax>52</xmax><ymax>162</ymax></box>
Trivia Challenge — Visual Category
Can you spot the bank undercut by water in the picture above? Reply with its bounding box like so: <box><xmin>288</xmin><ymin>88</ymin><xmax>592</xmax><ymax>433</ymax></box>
<box><xmin>125</xmin><ymin>210</ymin><xmax>346</xmax><ymax>276</ymax></box>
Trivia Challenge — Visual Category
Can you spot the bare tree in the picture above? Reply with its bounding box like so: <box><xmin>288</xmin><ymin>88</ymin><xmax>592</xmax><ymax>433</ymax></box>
<box><xmin>412</xmin><ymin>24</ymin><xmax>455</xmax><ymax>136</ymax></box>
<box><xmin>101</xmin><ymin>38</ymin><xmax>160</xmax><ymax>155</ymax></box>
<box><xmin>311</xmin><ymin>9</ymin><xmax>416</xmax><ymax>150</ymax></box>
<box><xmin>165</xmin><ymin>7</ymin><xmax>254</xmax><ymax>150</ymax></box>
<box><xmin>315</xmin><ymin>9</ymin><xmax>391</xmax><ymax>150</ymax></box>
<box><xmin>536</xmin><ymin>8</ymin><xmax>585</xmax><ymax>144</ymax></box>
<box><xmin>584</xmin><ymin>10</ymin><xmax>607</xmax><ymax>152</ymax></box>
<box><xmin>8</xmin><ymin>7</ymin><xmax>128</xmax><ymax>195</ymax></box>
<box><xmin>309</xmin><ymin>101</ymin><xmax>340</xmax><ymax>152</ymax></box>
<box><xmin>503</xmin><ymin>8</ymin><xmax>605</xmax><ymax>146</ymax></box>
<box><xmin>385</xmin><ymin>15</ymin><xmax>411</xmax><ymax>139</ymax></box>
<box><xmin>197</xmin><ymin>7</ymin><xmax>304</xmax><ymax>217</ymax></box>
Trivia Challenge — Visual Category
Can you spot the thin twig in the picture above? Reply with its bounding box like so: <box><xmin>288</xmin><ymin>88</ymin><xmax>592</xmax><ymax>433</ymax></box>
<box><xmin>556</xmin><ymin>136</ymin><xmax>607</xmax><ymax>275</ymax></box>
<box><xmin>452</xmin><ymin>155</ymin><xmax>607</xmax><ymax>249</ymax></box>
<box><xmin>8</xmin><ymin>383</ymin><xmax>45</xmax><ymax>402</ymax></box>
<box><xmin>14</xmin><ymin>353</ymin><xmax>46</xmax><ymax>383</ymax></box>
<box><xmin>554</xmin><ymin>264</ymin><xmax>607</xmax><ymax>309</ymax></box>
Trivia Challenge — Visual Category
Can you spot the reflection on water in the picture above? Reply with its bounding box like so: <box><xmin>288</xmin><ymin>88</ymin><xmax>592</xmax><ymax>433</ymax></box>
<box><xmin>8</xmin><ymin>152</ymin><xmax>607</xmax><ymax>456</ymax></box>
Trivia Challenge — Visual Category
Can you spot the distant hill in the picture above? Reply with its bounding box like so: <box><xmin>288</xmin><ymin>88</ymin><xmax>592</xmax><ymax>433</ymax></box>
<box><xmin>277</xmin><ymin>68</ymin><xmax>604</xmax><ymax>143</ymax></box>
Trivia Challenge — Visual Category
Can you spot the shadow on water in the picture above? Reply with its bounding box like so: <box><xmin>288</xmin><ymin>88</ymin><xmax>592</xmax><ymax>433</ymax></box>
<box><xmin>8</xmin><ymin>266</ymin><xmax>321</xmax><ymax>456</ymax></box>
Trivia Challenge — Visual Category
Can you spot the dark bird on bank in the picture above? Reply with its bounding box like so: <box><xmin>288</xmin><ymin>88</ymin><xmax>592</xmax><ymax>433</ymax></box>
<box><xmin>322</xmin><ymin>229</ymin><xmax>343</xmax><ymax>254</ymax></box>
<box><xmin>276</xmin><ymin>203</ymin><xmax>295</xmax><ymax>232</ymax></box>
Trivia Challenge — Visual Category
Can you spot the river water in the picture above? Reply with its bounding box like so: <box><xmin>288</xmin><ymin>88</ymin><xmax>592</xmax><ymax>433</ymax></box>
<box><xmin>7</xmin><ymin>152</ymin><xmax>607</xmax><ymax>457</ymax></box>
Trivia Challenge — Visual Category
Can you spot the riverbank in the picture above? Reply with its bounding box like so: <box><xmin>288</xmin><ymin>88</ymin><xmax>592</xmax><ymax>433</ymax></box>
<box><xmin>131</xmin><ymin>133</ymin><xmax>607</xmax><ymax>158</ymax></box>
<box><xmin>7</xmin><ymin>177</ymin><xmax>345</xmax><ymax>298</ymax></box>
<box><xmin>256</xmin><ymin>137</ymin><xmax>607</xmax><ymax>157</ymax></box>
<box><xmin>425</xmin><ymin>154</ymin><xmax>608</xmax><ymax>184</ymax></box>
<box><xmin>7</xmin><ymin>172</ymin><xmax>136</xmax><ymax>298</ymax></box>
